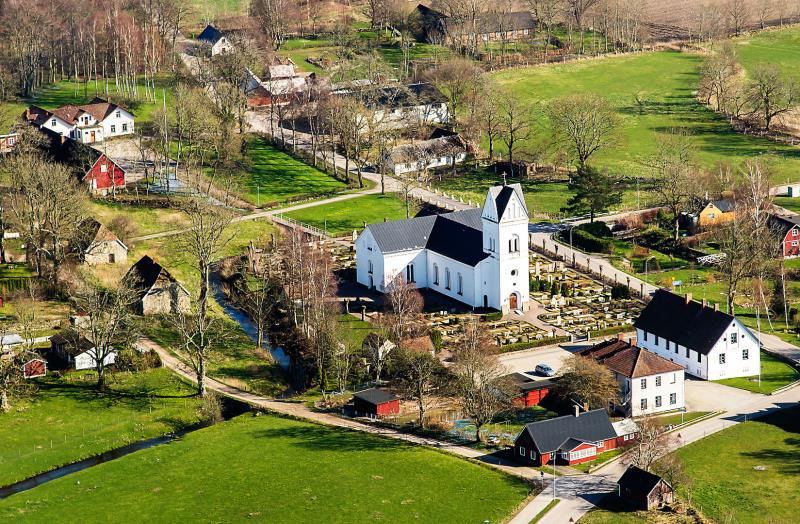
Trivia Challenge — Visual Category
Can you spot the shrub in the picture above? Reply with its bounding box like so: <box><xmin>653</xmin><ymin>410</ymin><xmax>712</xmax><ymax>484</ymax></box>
<box><xmin>198</xmin><ymin>392</ymin><xmax>224</xmax><ymax>426</ymax></box>
<box><xmin>569</xmin><ymin>229</ymin><xmax>613</xmax><ymax>254</ymax></box>
<box><xmin>578</xmin><ymin>221</ymin><xmax>612</xmax><ymax>238</ymax></box>
<box><xmin>115</xmin><ymin>348</ymin><xmax>160</xmax><ymax>372</ymax></box>
<box><xmin>560</xmin><ymin>282</ymin><xmax>569</xmax><ymax>296</ymax></box>
<box><xmin>611</xmin><ymin>284</ymin><xmax>630</xmax><ymax>299</ymax></box>
<box><xmin>550</xmin><ymin>281</ymin><xmax>559</xmax><ymax>296</ymax></box>
<box><xmin>482</xmin><ymin>311</ymin><xmax>503</xmax><ymax>321</ymax></box>
<box><xmin>430</xmin><ymin>329</ymin><xmax>443</xmax><ymax>350</ymax></box>
<box><xmin>108</xmin><ymin>215</ymin><xmax>138</xmax><ymax>242</ymax></box>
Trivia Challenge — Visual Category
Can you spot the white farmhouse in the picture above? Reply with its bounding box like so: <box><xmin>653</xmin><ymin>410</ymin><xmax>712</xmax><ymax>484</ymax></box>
<box><xmin>197</xmin><ymin>24</ymin><xmax>235</xmax><ymax>55</ymax></box>
<box><xmin>49</xmin><ymin>330</ymin><xmax>117</xmax><ymax>371</ymax></box>
<box><xmin>581</xmin><ymin>338</ymin><xmax>685</xmax><ymax>417</ymax></box>
<box><xmin>356</xmin><ymin>184</ymin><xmax>530</xmax><ymax>313</ymax></box>
<box><xmin>24</xmin><ymin>98</ymin><xmax>134</xmax><ymax>144</ymax></box>
<box><xmin>339</xmin><ymin>83</ymin><xmax>450</xmax><ymax>130</ymax></box>
<box><xmin>634</xmin><ymin>290</ymin><xmax>760</xmax><ymax>380</ymax></box>
<box><xmin>383</xmin><ymin>134</ymin><xmax>468</xmax><ymax>175</ymax></box>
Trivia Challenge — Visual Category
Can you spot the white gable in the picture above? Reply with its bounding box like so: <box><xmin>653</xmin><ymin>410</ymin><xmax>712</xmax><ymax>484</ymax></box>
<box><xmin>500</xmin><ymin>190</ymin><xmax>527</xmax><ymax>222</ymax></box>
<box><xmin>481</xmin><ymin>190</ymin><xmax>499</xmax><ymax>222</ymax></box>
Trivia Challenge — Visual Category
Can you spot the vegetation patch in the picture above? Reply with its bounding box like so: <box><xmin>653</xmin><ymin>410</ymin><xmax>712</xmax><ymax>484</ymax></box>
<box><xmin>714</xmin><ymin>350</ymin><xmax>799</xmax><ymax>394</ymax></box>
<box><xmin>283</xmin><ymin>193</ymin><xmax>414</xmax><ymax>237</ymax></box>
<box><xmin>0</xmin><ymin>414</ymin><xmax>531</xmax><ymax>523</ymax></box>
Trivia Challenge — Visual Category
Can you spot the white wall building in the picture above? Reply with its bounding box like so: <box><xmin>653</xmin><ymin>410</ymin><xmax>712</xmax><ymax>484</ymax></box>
<box><xmin>25</xmin><ymin>99</ymin><xmax>134</xmax><ymax>144</ymax></box>
<box><xmin>383</xmin><ymin>135</ymin><xmax>468</xmax><ymax>175</ymax></box>
<box><xmin>581</xmin><ymin>339</ymin><xmax>685</xmax><ymax>417</ymax></box>
<box><xmin>356</xmin><ymin>184</ymin><xmax>530</xmax><ymax>313</ymax></box>
<box><xmin>197</xmin><ymin>24</ymin><xmax>235</xmax><ymax>55</ymax></box>
<box><xmin>634</xmin><ymin>290</ymin><xmax>760</xmax><ymax>381</ymax></box>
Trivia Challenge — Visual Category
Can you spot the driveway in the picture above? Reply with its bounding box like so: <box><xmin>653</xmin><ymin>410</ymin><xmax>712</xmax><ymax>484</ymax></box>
<box><xmin>683</xmin><ymin>378</ymin><xmax>761</xmax><ymax>412</ymax></box>
<box><xmin>498</xmin><ymin>343</ymin><xmax>581</xmax><ymax>378</ymax></box>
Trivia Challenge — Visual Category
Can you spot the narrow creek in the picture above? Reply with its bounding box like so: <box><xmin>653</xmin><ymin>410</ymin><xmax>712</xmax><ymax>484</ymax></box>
<box><xmin>209</xmin><ymin>271</ymin><xmax>290</xmax><ymax>369</ymax></box>
<box><xmin>0</xmin><ymin>396</ymin><xmax>250</xmax><ymax>500</ymax></box>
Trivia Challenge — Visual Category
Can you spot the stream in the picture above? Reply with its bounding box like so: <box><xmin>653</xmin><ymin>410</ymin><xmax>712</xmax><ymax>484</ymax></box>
<box><xmin>209</xmin><ymin>272</ymin><xmax>290</xmax><ymax>369</ymax></box>
<box><xmin>0</xmin><ymin>397</ymin><xmax>250</xmax><ymax>500</ymax></box>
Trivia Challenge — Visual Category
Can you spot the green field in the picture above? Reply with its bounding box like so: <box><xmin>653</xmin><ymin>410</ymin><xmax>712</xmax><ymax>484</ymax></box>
<box><xmin>27</xmin><ymin>76</ymin><xmax>173</xmax><ymax>125</ymax></box>
<box><xmin>236</xmin><ymin>137</ymin><xmax>348</xmax><ymax>207</ymax></box>
<box><xmin>186</xmin><ymin>0</ymin><xmax>248</xmax><ymax>26</ymax></box>
<box><xmin>774</xmin><ymin>196</ymin><xmax>800</xmax><ymax>214</ymax></box>
<box><xmin>0</xmin><ymin>369</ymin><xmax>201</xmax><ymax>487</ymax></box>
<box><xmin>676</xmin><ymin>406</ymin><xmax>800</xmax><ymax>523</ymax></box>
<box><xmin>284</xmin><ymin>193</ymin><xmax>413</xmax><ymax>236</ymax></box>
<box><xmin>733</xmin><ymin>26</ymin><xmax>800</xmax><ymax>83</ymax></box>
<box><xmin>0</xmin><ymin>414</ymin><xmax>531</xmax><ymax>523</ymax></box>
<box><xmin>715</xmin><ymin>351</ymin><xmax>799</xmax><ymax>394</ymax></box>
<box><xmin>88</xmin><ymin>200</ymin><xmax>190</xmax><ymax>239</ymax></box>
<box><xmin>490</xmin><ymin>51</ymin><xmax>800</xmax><ymax>181</ymax></box>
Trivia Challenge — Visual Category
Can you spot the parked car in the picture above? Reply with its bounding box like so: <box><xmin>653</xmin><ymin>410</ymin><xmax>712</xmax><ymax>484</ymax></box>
<box><xmin>535</xmin><ymin>364</ymin><xmax>555</xmax><ymax>377</ymax></box>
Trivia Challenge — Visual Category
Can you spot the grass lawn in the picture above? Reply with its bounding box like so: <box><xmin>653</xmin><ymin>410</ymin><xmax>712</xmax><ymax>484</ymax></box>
<box><xmin>0</xmin><ymin>414</ymin><xmax>531</xmax><ymax>523</ymax></box>
<box><xmin>336</xmin><ymin>313</ymin><xmax>379</xmax><ymax>349</ymax></box>
<box><xmin>610</xmin><ymin>238</ymin><xmax>688</xmax><ymax>273</ymax></box>
<box><xmin>234</xmin><ymin>136</ymin><xmax>348</xmax><ymax>207</ymax></box>
<box><xmin>88</xmin><ymin>200</ymin><xmax>190</xmax><ymax>239</ymax></box>
<box><xmin>0</xmin><ymin>98</ymin><xmax>26</xmax><ymax>130</ymax></box>
<box><xmin>185</xmin><ymin>0</ymin><xmax>247</xmax><ymax>26</ymax></box>
<box><xmin>27</xmin><ymin>76</ymin><xmax>173</xmax><ymax>125</ymax></box>
<box><xmin>732</xmin><ymin>26</ymin><xmax>800</xmax><ymax>83</ymax></box>
<box><xmin>579</xmin><ymin>495</ymin><xmax>649</xmax><ymax>523</ymax></box>
<box><xmin>284</xmin><ymin>193</ymin><xmax>414</xmax><ymax>237</ymax></box>
<box><xmin>653</xmin><ymin>411</ymin><xmax>713</xmax><ymax>427</ymax></box>
<box><xmin>431</xmin><ymin>171</ymin><xmax>646</xmax><ymax>220</ymax></box>
<box><xmin>570</xmin><ymin>447</ymin><xmax>626</xmax><ymax>473</ymax></box>
<box><xmin>142</xmin><ymin>317</ymin><xmax>286</xmax><ymax>397</ymax></box>
<box><xmin>490</xmin><ymin>51</ymin><xmax>800</xmax><ymax>183</ymax></box>
<box><xmin>0</xmin><ymin>368</ymin><xmax>201</xmax><ymax>487</ymax></box>
<box><xmin>676</xmin><ymin>405</ymin><xmax>800</xmax><ymax>524</ymax></box>
<box><xmin>774</xmin><ymin>196</ymin><xmax>800</xmax><ymax>214</ymax></box>
<box><xmin>715</xmin><ymin>350</ymin><xmax>799</xmax><ymax>394</ymax></box>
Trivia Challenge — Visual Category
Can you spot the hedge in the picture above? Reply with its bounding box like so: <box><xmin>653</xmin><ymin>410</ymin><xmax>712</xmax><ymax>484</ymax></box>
<box><xmin>500</xmin><ymin>336</ymin><xmax>571</xmax><ymax>353</ymax></box>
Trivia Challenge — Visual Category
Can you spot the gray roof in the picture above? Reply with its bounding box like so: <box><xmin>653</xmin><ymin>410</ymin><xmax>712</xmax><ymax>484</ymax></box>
<box><xmin>365</xmin><ymin>208</ymin><xmax>488</xmax><ymax>266</ymax></box>
<box><xmin>487</xmin><ymin>183</ymin><xmax>528</xmax><ymax>218</ymax></box>
<box><xmin>519</xmin><ymin>409</ymin><xmax>617</xmax><ymax>453</ymax></box>
<box><xmin>352</xmin><ymin>388</ymin><xmax>398</xmax><ymax>405</ymax></box>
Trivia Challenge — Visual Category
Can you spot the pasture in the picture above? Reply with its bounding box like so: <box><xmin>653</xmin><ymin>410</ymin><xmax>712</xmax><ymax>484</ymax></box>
<box><xmin>0</xmin><ymin>414</ymin><xmax>531</xmax><ymax>523</ymax></box>
<box><xmin>283</xmin><ymin>193</ymin><xmax>413</xmax><ymax>237</ymax></box>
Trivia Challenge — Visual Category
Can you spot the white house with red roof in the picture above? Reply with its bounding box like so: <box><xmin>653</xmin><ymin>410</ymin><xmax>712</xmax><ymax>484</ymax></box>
<box><xmin>23</xmin><ymin>98</ymin><xmax>134</xmax><ymax>144</ymax></box>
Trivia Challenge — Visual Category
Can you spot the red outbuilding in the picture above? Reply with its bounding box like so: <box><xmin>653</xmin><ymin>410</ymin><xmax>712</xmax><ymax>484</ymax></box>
<box><xmin>508</xmin><ymin>373</ymin><xmax>552</xmax><ymax>407</ymax></box>
<box><xmin>23</xmin><ymin>358</ymin><xmax>47</xmax><ymax>379</ymax></box>
<box><xmin>351</xmin><ymin>388</ymin><xmax>400</xmax><ymax>419</ymax></box>
<box><xmin>768</xmin><ymin>213</ymin><xmax>800</xmax><ymax>259</ymax></box>
<box><xmin>42</xmin><ymin>128</ymin><xmax>127</xmax><ymax>195</ymax></box>
<box><xmin>82</xmin><ymin>153</ymin><xmax>126</xmax><ymax>194</ymax></box>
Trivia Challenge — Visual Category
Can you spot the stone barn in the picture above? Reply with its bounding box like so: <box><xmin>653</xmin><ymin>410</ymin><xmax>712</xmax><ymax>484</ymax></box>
<box><xmin>74</xmin><ymin>219</ymin><xmax>128</xmax><ymax>266</ymax></box>
<box><xmin>124</xmin><ymin>255</ymin><xmax>190</xmax><ymax>316</ymax></box>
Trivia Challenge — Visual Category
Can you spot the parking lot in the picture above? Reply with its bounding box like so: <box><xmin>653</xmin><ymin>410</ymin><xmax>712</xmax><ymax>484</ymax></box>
<box><xmin>498</xmin><ymin>342</ymin><xmax>583</xmax><ymax>382</ymax></box>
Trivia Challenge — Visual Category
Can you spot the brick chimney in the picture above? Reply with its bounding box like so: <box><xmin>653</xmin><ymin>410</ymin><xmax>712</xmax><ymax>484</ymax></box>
<box><xmin>685</xmin><ymin>293</ymin><xmax>693</xmax><ymax>304</ymax></box>
<box><xmin>714</xmin><ymin>303</ymin><xmax>719</xmax><ymax>312</ymax></box>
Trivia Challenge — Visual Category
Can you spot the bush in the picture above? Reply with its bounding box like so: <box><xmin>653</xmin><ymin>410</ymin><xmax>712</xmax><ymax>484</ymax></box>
<box><xmin>430</xmin><ymin>329</ymin><xmax>443</xmax><ymax>350</ymax></box>
<box><xmin>482</xmin><ymin>311</ymin><xmax>503</xmax><ymax>321</ymax></box>
<box><xmin>108</xmin><ymin>215</ymin><xmax>139</xmax><ymax>242</ymax></box>
<box><xmin>560</xmin><ymin>282</ymin><xmax>569</xmax><ymax>296</ymax></box>
<box><xmin>611</xmin><ymin>284</ymin><xmax>630</xmax><ymax>299</ymax></box>
<box><xmin>578</xmin><ymin>221</ymin><xmax>612</xmax><ymax>238</ymax></box>
<box><xmin>115</xmin><ymin>348</ymin><xmax>161</xmax><ymax>372</ymax></box>
<box><xmin>569</xmin><ymin>229</ymin><xmax>613</xmax><ymax>254</ymax></box>
<box><xmin>198</xmin><ymin>392</ymin><xmax>224</xmax><ymax>426</ymax></box>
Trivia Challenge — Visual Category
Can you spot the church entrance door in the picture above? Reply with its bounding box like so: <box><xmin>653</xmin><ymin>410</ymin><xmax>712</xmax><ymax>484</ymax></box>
<box><xmin>509</xmin><ymin>293</ymin><xmax>518</xmax><ymax>310</ymax></box>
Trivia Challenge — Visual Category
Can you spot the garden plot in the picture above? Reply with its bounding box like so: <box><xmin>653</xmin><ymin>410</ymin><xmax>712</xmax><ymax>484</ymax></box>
<box><xmin>530</xmin><ymin>256</ymin><xmax>644</xmax><ymax>337</ymax></box>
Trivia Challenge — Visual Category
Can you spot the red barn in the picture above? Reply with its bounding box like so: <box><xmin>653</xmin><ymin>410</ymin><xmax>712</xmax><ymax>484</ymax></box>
<box><xmin>508</xmin><ymin>373</ymin><xmax>552</xmax><ymax>407</ymax></box>
<box><xmin>767</xmin><ymin>213</ymin><xmax>800</xmax><ymax>259</ymax></box>
<box><xmin>351</xmin><ymin>388</ymin><xmax>400</xmax><ymax>418</ymax></box>
<box><xmin>82</xmin><ymin>153</ymin><xmax>126</xmax><ymax>194</ymax></box>
<box><xmin>0</xmin><ymin>133</ymin><xmax>18</xmax><ymax>153</ymax></box>
<box><xmin>513</xmin><ymin>408</ymin><xmax>620</xmax><ymax>467</ymax></box>
<box><xmin>42</xmin><ymin>128</ymin><xmax>126</xmax><ymax>195</ymax></box>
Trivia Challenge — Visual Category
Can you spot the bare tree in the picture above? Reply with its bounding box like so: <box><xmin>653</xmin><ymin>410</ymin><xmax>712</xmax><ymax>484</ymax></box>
<box><xmin>394</xmin><ymin>348</ymin><xmax>449</xmax><ymax>429</ymax></box>
<box><xmin>70</xmin><ymin>280</ymin><xmax>138</xmax><ymax>390</ymax></box>
<box><xmin>452</xmin><ymin>319</ymin><xmax>513</xmax><ymax>442</ymax></box>
<box><xmin>175</xmin><ymin>198</ymin><xmax>235</xmax><ymax>396</ymax></box>
<box><xmin>747</xmin><ymin>64</ymin><xmax>797</xmax><ymax>131</ymax></box>
<box><xmin>554</xmin><ymin>354</ymin><xmax>619</xmax><ymax>409</ymax></box>
<box><xmin>0</xmin><ymin>346</ymin><xmax>38</xmax><ymax>412</ymax></box>
<box><xmin>699</xmin><ymin>43</ymin><xmax>740</xmax><ymax>112</ymax></box>
<box><xmin>648</xmin><ymin>131</ymin><xmax>698</xmax><ymax>240</ymax></box>
<box><xmin>727</xmin><ymin>0</ymin><xmax>751</xmax><ymax>34</ymax></box>
<box><xmin>565</xmin><ymin>0</ymin><xmax>602</xmax><ymax>53</ymax></box>
<box><xmin>625</xmin><ymin>416</ymin><xmax>677</xmax><ymax>472</ymax></box>
<box><xmin>547</xmin><ymin>93</ymin><xmax>619</xmax><ymax>168</ymax></box>
<box><xmin>250</xmin><ymin>0</ymin><xmax>290</xmax><ymax>50</ymax></box>
<box><xmin>381</xmin><ymin>274</ymin><xmax>425</xmax><ymax>341</ymax></box>
<box><xmin>499</xmin><ymin>97</ymin><xmax>533</xmax><ymax>175</ymax></box>
<box><xmin>425</xmin><ymin>57</ymin><xmax>484</xmax><ymax>125</ymax></box>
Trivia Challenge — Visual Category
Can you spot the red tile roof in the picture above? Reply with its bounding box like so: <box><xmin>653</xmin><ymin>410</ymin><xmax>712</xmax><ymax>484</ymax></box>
<box><xmin>580</xmin><ymin>339</ymin><xmax>683</xmax><ymax>378</ymax></box>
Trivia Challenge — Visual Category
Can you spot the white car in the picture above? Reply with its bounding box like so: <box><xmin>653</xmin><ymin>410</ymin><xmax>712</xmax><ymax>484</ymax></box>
<box><xmin>535</xmin><ymin>364</ymin><xmax>556</xmax><ymax>377</ymax></box>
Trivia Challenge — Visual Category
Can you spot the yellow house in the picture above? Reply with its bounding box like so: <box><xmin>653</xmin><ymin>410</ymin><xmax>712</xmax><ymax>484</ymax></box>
<box><xmin>697</xmin><ymin>199</ymin><xmax>735</xmax><ymax>228</ymax></box>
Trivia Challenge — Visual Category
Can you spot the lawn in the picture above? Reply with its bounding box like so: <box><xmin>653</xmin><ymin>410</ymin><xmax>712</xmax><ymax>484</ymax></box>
<box><xmin>142</xmin><ymin>316</ymin><xmax>286</xmax><ymax>397</ymax></box>
<box><xmin>490</xmin><ymin>51</ymin><xmax>800</xmax><ymax>182</ymax></box>
<box><xmin>284</xmin><ymin>193</ymin><xmax>414</xmax><ymax>236</ymax></box>
<box><xmin>336</xmin><ymin>313</ymin><xmax>379</xmax><ymax>349</ymax></box>
<box><xmin>0</xmin><ymin>414</ymin><xmax>532</xmax><ymax>523</ymax></box>
<box><xmin>579</xmin><ymin>495</ymin><xmax>648</xmax><ymax>523</ymax></box>
<box><xmin>27</xmin><ymin>75</ymin><xmax>173</xmax><ymax>125</ymax></box>
<box><xmin>774</xmin><ymin>196</ymin><xmax>800</xmax><ymax>214</ymax></box>
<box><xmin>0</xmin><ymin>368</ymin><xmax>201</xmax><ymax>487</ymax></box>
<box><xmin>88</xmin><ymin>200</ymin><xmax>190</xmax><ymax>239</ymax></box>
<box><xmin>234</xmin><ymin>136</ymin><xmax>348</xmax><ymax>207</ymax></box>
<box><xmin>431</xmin><ymin>171</ymin><xmax>647</xmax><ymax>220</ymax></box>
<box><xmin>676</xmin><ymin>405</ymin><xmax>800</xmax><ymax>523</ymax></box>
<box><xmin>0</xmin><ymin>98</ymin><xmax>26</xmax><ymax>131</ymax></box>
<box><xmin>653</xmin><ymin>410</ymin><xmax>713</xmax><ymax>427</ymax></box>
<box><xmin>715</xmin><ymin>350</ymin><xmax>799</xmax><ymax>394</ymax></box>
<box><xmin>185</xmin><ymin>0</ymin><xmax>247</xmax><ymax>26</ymax></box>
<box><xmin>732</xmin><ymin>26</ymin><xmax>800</xmax><ymax>83</ymax></box>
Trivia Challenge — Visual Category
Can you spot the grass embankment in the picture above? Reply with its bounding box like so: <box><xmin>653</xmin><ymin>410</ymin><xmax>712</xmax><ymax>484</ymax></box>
<box><xmin>284</xmin><ymin>193</ymin><xmax>414</xmax><ymax>237</ymax></box>
<box><xmin>774</xmin><ymin>196</ymin><xmax>800</xmax><ymax>214</ymax></box>
<box><xmin>0</xmin><ymin>414</ymin><xmax>531</xmax><ymax>523</ymax></box>
<box><xmin>676</xmin><ymin>406</ymin><xmax>800</xmax><ymax>523</ymax></box>
<box><xmin>143</xmin><ymin>316</ymin><xmax>286</xmax><ymax>397</ymax></box>
<box><xmin>88</xmin><ymin>200</ymin><xmax>190</xmax><ymax>238</ymax></box>
<box><xmin>0</xmin><ymin>369</ymin><xmax>201</xmax><ymax>487</ymax></box>
<box><xmin>733</xmin><ymin>25</ymin><xmax>800</xmax><ymax>83</ymax></box>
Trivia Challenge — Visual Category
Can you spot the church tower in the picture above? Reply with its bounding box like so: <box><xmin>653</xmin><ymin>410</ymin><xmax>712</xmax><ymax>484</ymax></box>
<box><xmin>481</xmin><ymin>184</ymin><xmax>530</xmax><ymax>313</ymax></box>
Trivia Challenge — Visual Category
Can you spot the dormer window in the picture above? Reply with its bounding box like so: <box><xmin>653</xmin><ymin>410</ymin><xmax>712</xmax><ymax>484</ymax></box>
<box><xmin>51</xmin><ymin>119</ymin><xmax>57</xmax><ymax>126</ymax></box>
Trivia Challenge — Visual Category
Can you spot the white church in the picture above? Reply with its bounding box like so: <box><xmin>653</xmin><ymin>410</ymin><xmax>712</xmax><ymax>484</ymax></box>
<box><xmin>355</xmin><ymin>184</ymin><xmax>530</xmax><ymax>313</ymax></box>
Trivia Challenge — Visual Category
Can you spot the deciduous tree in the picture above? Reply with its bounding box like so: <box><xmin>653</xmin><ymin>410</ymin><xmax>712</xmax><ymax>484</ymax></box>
<box><xmin>554</xmin><ymin>354</ymin><xmax>619</xmax><ymax>409</ymax></box>
<box><xmin>747</xmin><ymin>64</ymin><xmax>797</xmax><ymax>131</ymax></box>
<box><xmin>561</xmin><ymin>165</ymin><xmax>622</xmax><ymax>222</ymax></box>
<box><xmin>547</xmin><ymin>93</ymin><xmax>618</xmax><ymax>168</ymax></box>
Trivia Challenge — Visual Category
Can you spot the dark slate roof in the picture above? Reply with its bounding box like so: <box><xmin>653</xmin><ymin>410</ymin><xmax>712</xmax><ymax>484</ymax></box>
<box><xmin>352</xmin><ymin>388</ymin><xmax>398</xmax><ymax>406</ymax></box>
<box><xmin>710</xmin><ymin>198</ymin><xmax>734</xmax><ymax>213</ymax></box>
<box><xmin>198</xmin><ymin>24</ymin><xmax>224</xmax><ymax>44</ymax></box>
<box><xmin>51</xmin><ymin>329</ymin><xmax>94</xmax><ymax>355</ymax></box>
<box><xmin>634</xmin><ymin>289</ymin><xmax>744</xmax><ymax>355</ymax></box>
<box><xmin>560</xmin><ymin>437</ymin><xmax>591</xmax><ymax>451</ymax></box>
<box><xmin>488</xmin><ymin>183</ymin><xmax>528</xmax><ymax>218</ymax></box>
<box><xmin>356</xmin><ymin>83</ymin><xmax>447</xmax><ymax>109</ymax></box>
<box><xmin>506</xmin><ymin>372</ymin><xmax>554</xmax><ymax>392</ymax></box>
<box><xmin>519</xmin><ymin>409</ymin><xmax>617</xmax><ymax>454</ymax></box>
<box><xmin>618</xmin><ymin>466</ymin><xmax>670</xmax><ymax>496</ymax></box>
<box><xmin>365</xmin><ymin>208</ymin><xmax>488</xmax><ymax>267</ymax></box>
<box><xmin>123</xmin><ymin>255</ymin><xmax>179</xmax><ymax>299</ymax></box>
<box><xmin>768</xmin><ymin>213</ymin><xmax>800</xmax><ymax>237</ymax></box>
